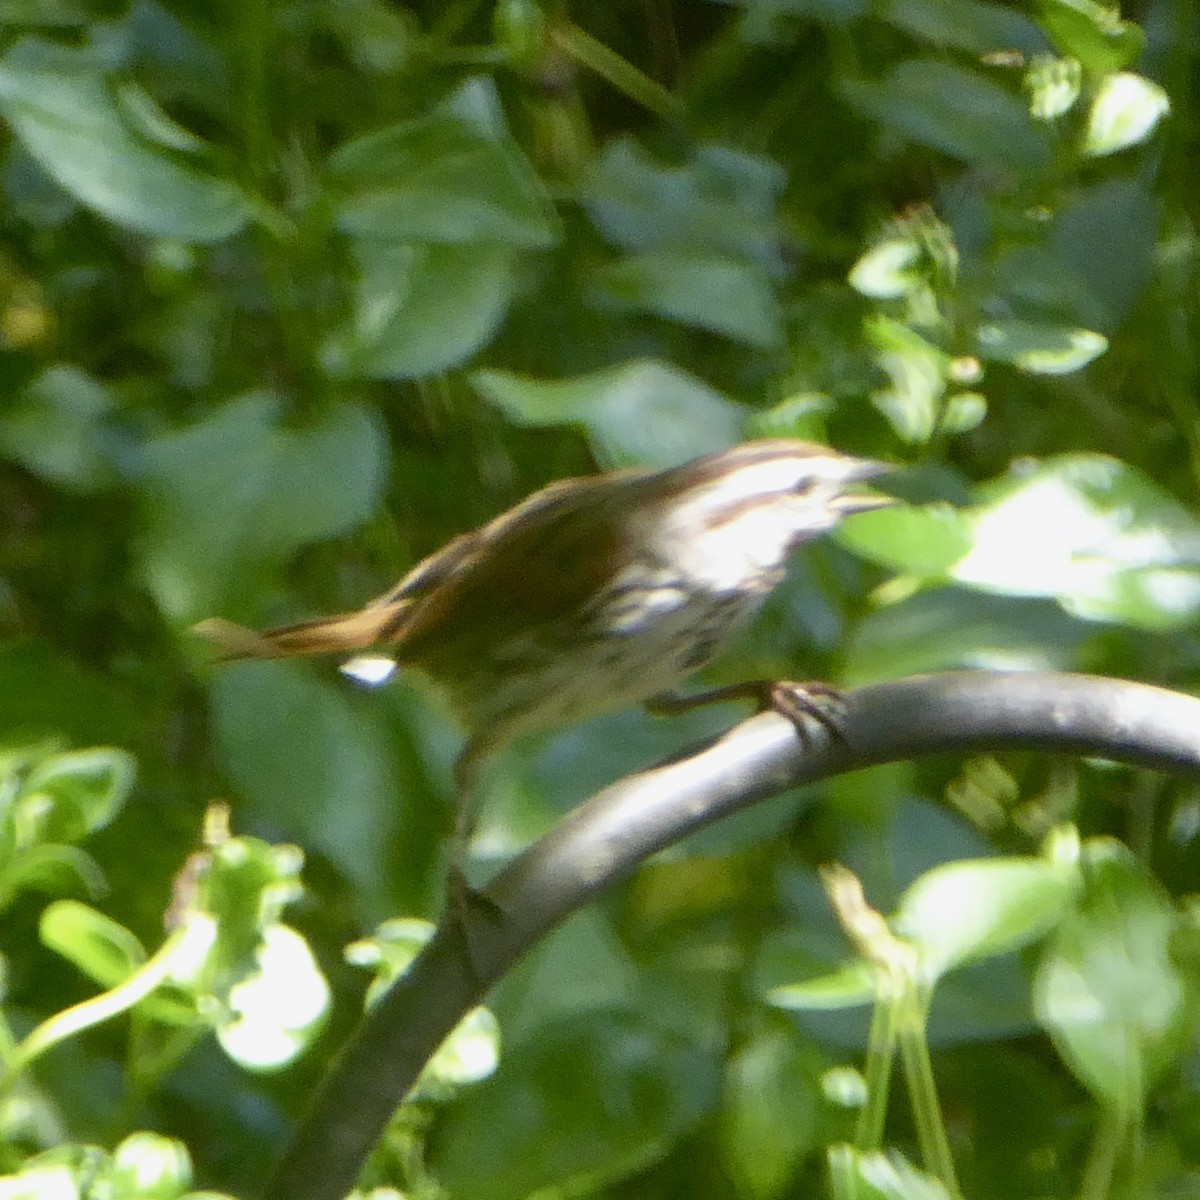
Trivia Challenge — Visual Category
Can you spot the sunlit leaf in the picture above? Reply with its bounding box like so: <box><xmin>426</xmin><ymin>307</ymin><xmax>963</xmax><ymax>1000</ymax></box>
<box><xmin>976</xmin><ymin>320</ymin><xmax>1107</xmax><ymax>374</ymax></box>
<box><xmin>948</xmin><ymin>455</ymin><xmax>1200</xmax><ymax>630</ymax></box>
<box><xmin>40</xmin><ymin>899</ymin><xmax>145</xmax><ymax>986</ymax></box>
<box><xmin>893</xmin><ymin>856</ymin><xmax>1077</xmax><ymax>979</ymax></box>
<box><xmin>100</xmin><ymin>1133</ymin><xmax>192</xmax><ymax>1200</ymax></box>
<box><xmin>217</xmin><ymin>924</ymin><xmax>330</xmax><ymax>1070</ymax></box>
<box><xmin>1084</xmin><ymin>72</ymin><xmax>1170</xmax><ymax>157</ymax></box>
<box><xmin>1033</xmin><ymin>840</ymin><xmax>1194</xmax><ymax>1112</ymax></box>
<box><xmin>1035</xmin><ymin>0</ymin><xmax>1145</xmax><ymax>74</ymax></box>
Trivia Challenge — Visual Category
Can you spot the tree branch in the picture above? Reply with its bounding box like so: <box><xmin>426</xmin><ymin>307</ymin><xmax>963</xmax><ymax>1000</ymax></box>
<box><xmin>261</xmin><ymin>671</ymin><xmax>1200</xmax><ymax>1200</ymax></box>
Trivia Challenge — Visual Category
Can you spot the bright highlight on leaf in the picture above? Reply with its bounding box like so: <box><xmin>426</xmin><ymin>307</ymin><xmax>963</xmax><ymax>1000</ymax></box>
<box><xmin>1085</xmin><ymin>72</ymin><xmax>1170</xmax><ymax>156</ymax></box>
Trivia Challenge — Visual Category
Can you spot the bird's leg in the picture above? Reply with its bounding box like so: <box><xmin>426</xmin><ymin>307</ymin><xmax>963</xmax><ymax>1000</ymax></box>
<box><xmin>647</xmin><ymin>680</ymin><xmax>848</xmax><ymax>746</ymax></box>
<box><xmin>446</xmin><ymin>739</ymin><xmax>504</xmax><ymax>974</ymax></box>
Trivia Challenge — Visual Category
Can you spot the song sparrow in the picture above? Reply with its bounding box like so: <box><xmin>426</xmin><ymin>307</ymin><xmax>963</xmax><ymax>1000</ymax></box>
<box><xmin>195</xmin><ymin>439</ymin><xmax>890</xmax><ymax>822</ymax></box>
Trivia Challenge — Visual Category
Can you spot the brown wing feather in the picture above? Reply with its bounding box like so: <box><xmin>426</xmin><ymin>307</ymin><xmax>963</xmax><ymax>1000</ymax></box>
<box><xmin>392</xmin><ymin>469</ymin><xmax>646</xmax><ymax>665</ymax></box>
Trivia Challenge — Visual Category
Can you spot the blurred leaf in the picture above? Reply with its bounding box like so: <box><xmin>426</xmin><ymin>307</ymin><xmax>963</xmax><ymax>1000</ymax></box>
<box><xmin>327</xmin><ymin>103</ymin><xmax>557</xmax><ymax>247</ymax></box>
<box><xmin>17</xmin><ymin>747</ymin><xmax>136</xmax><ymax>842</ymax></box>
<box><xmin>0</xmin><ymin>38</ymin><xmax>250</xmax><ymax>242</ymax></box>
<box><xmin>843</xmin><ymin>59</ymin><xmax>1051</xmax><ymax>173</ymax></box>
<box><xmin>941</xmin><ymin>391</ymin><xmax>987</xmax><ymax>433</ymax></box>
<box><xmin>828</xmin><ymin>1146</ymin><xmax>953</xmax><ymax>1200</ymax></box>
<box><xmin>0</xmin><ymin>366</ymin><xmax>117</xmax><ymax>492</ymax></box>
<box><xmin>880</xmin><ymin>0</ymin><xmax>1046</xmax><ymax>55</ymax></box>
<box><xmin>893</xmin><ymin>856</ymin><xmax>1077</xmax><ymax>979</ymax></box>
<box><xmin>590</xmin><ymin>251</ymin><xmax>784</xmax><ymax>348</ymax></box>
<box><xmin>1034</xmin><ymin>840</ymin><xmax>1194</xmax><ymax>1112</ymax></box>
<box><xmin>0</xmin><ymin>844</ymin><xmax>106</xmax><ymax>902</ymax></box>
<box><xmin>100</xmin><ymin>1132</ymin><xmax>192</xmax><ymax>1200</ymax></box>
<box><xmin>866</xmin><ymin>317</ymin><xmax>948</xmax><ymax>443</ymax></box>
<box><xmin>40</xmin><ymin>899</ymin><xmax>146</xmax><ymax>987</ymax></box>
<box><xmin>976</xmin><ymin>319</ymin><xmax>1107</xmax><ymax>374</ymax></box>
<box><xmin>209</xmin><ymin>664</ymin><xmax>401</xmax><ymax>906</ymax></box>
<box><xmin>768</xmin><ymin>961</ymin><xmax>877</xmax><ymax>1011</ymax></box>
<box><xmin>849</xmin><ymin>237</ymin><xmax>924</xmax><ymax>299</ymax></box>
<box><xmin>718</xmin><ymin>1025</ymin><xmax>820</xmax><ymax>1200</ymax></box>
<box><xmin>582</xmin><ymin>137</ymin><xmax>786</xmax><ymax>269</ymax></box>
<box><xmin>216</xmin><ymin>924</ymin><xmax>330</xmax><ymax>1071</ymax></box>
<box><xmin>347</xmin><ymin>918</ymin><xmax>500</xmax><ymax>1090</ymax></box>
<box><xmin>948</xmin><ymin>456</ymin><xmax>1200</xmax><ymax>630</ymax></box>
<box><xmin>837</xmin><ymin>503</ymin><xmax>974</xmax><ymax>576</ymax></box>
<box><xmin>1050</xmin><ymin>178</ymin><xmax>1159</xmax><ymax>331</ymax></box>
<box><xmin>1084</xmin><ymin>72</ymin><xmax>1170</xmax><ymax>157</ymax></box>
<box><xmin>843</xmin><ymin>589</ymin><xmax>1091</xmax><ymax>684</ymax></box>
<box><xmin>137</xmin><ymin>392</ymin><xmax>387</xmax><ymax>619</ymax></box>
<box><xmin>434</xmin><ymin>1010</ymin><xmax>718</xmax><ymax>1200</ymax></box>
<box><xmin>1035</xmin><ymin>0</ymin><xmax>1145</xmax><ymax>74</ymax></box>
<box><xmin>323</xmin><ymin>241</ymin><xmax>519</xmax><ymax>380</ymax></box>
<box><xmin>1025</xmin><ymin>55</ymin><xmax>1082</xmax><ymax>121</ymax></box>
<box><xmin>471</xmin><ymin>359</ymin><xmax>743</xmax><ymax>467</ymax></box>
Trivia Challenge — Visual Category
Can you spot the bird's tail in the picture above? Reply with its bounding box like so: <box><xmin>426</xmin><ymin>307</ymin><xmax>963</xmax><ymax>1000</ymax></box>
<box><xmin>192</xmin><ymin>606</ymin><xmax>402</xmax><ymax>661</ymax></box>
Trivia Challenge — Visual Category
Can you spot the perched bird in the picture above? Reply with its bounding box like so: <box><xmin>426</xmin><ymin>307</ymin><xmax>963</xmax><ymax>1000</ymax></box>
<box><xmin>195</xmin><ymin>439</ymin><xmax>891</xmax><ymax>837</ymax></box>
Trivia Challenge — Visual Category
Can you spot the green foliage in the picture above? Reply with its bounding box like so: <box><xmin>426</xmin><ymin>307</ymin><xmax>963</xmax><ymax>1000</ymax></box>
<box><xmin>0</xmin><ymin>0</ymin><xmax>1196</xmax><ymax>1196</ymax></box>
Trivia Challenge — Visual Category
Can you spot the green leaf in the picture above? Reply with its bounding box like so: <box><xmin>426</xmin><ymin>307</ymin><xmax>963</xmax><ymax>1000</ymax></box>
<box><xmin>590</xmin><ymin>251</ymin><xmax>784</xmax><ymax>348</ymax></box>
<box><xmin>843</xmin><ymin>59</ymin><xmax>1051</xmax><ymax>173</ymax></box>
<box><xmin>836</xmin><ymin>503</ymin><xmax>975</xmax><ymax>576</ymax></box>
<box><xmin>828</xmin><ymin>1146</ymin><xmax>954</xmax><ymax>1200</ymax></box>
<box><xmin>215</xmin><ymin>924</ymin><xmax>330</xmax><ymax>1071</ymax></box>
<box><xmin>18</xmin><ymin>746</ymin><xmax>136</xmax><ymax>841</ymax></box>
<box><xmin>865</xmin><ymin>317</ymin><xmax>949</xmax><ymax>444</ymax></box>
<box><xmin>1025</xmin><ymin>55</ymin><xmax>1082</xmax><ymax>121</ymax></box>
<box><xmin>948</xmin><ymin>455</ymin><xmax>1200</xmax><ymax>630</ymax></box>
<box><xmin>434</xmin><ymin>1010</ymin><xmax>718</xmax><ymax>1200</ymax></box>
<box><xmin>2</xmin><ymin>844</ymin><xmax>107</xmax><ymax>902</ymax></box>
<box><xmin>849</xmin><ymin>237</ymin><xmax>924</xmax><ymax>299</ymax></box>
<box><xmin>718</xmin><ymin>1026</ymin><xmax>820</xmax><ymax>1200</ymax></box>
<box><xmin>347</xmin><ymin>918</ymin><xmax>501</xmax><ymax>1089</ymax></box>
<box><xmin>1035</xmin><ymin>0</ymin><xmax>1145</xmax><ymax>74</ymax></box>
<box><xmin>0</xmin><ymin>366</ymin><xmax>117</xmax><ymax>492</ymax></box>
<box><xmin>976</xmin><ymin>319</ymin><xmax>1107</xmax><ymax>374</ymax></box>
<box><xmin>1084</xmin><ymin>72</ymin><xmax>1170</xmax><ymax>157</ymax></box>
<box><xmin>582</xmin><ymin>137</ymin><xmax>786</xmax><ymax>269</ymax></box>
<box><xmin>328</xmin><ymin>110</ymin><xmax>557</xmax><ymax>248</ymax></box>
<box><xmin>0</xmin><ymin>38</ymin><xmax>250</xmax><ymax>242</ymax></box>
<box><xmin>137</xmin><ymin>393</ymin><xmax>387</xmax><ymax>619</ymax></box>
<box><xmin>768</xmin><ymin>961</ymin><xmax>877</xmax><ymax>1011</ymax></box>
<box><xmin>881</xmin><ymin>0</ymin><xmax>1048</xmax><ymax>55</ymax></box>
<box><xmin>844</xmin><ymin>589</ymin><xmax>1091</xmax><ymax>685</ymax></box>
<box><xmin>893</xmin><ymin>856</ymin><xmax>1077</xmax><ymax>979</ymax></box>
<box><xmin>209</xmin><ymin>664</ymin><xmax>400</xmax><ymax>904</ymax></box>
<box><xmin>322</xmin><ymin>241</ymin><xmax>519</xmax><ymax>380</ymax></box>
<box><xmin>100</xmin><ymin>1133</ymin><xmax>192</xmax><ymax>1200</ymax></box>
<box><xmin>40</xmin><ymin>899</ymin><xmax>146</xmax><ymax>988</ymax></box>
<box><xmin>471</xmin><ymin>359</ymin><xmax>744</xmax><ymax>467</ymax></box>
<box><xmin>1033</xmin><ymin>840</ymin><xmax>1194</xmax><ymax>1113</ymax></box>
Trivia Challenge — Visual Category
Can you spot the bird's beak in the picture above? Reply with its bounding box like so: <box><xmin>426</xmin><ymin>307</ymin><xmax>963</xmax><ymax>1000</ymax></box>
<box><xmin>833</xmin><ymin>456</ymin><xmax>895</xmax><ymax>515</ymax></box>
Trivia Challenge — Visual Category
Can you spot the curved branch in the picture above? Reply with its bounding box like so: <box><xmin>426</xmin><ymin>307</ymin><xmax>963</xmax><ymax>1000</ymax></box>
<box><xmin>261</xmin><ymin>671</ymin><xmax>1200</xmax><ymax>1200</ymax></box>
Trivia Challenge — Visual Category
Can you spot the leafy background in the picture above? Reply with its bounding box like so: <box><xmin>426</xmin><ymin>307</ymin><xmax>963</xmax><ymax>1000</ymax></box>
<box><xmin>0</xmin><ymin>0</ymin><xmax>1197</xmax><ymax>1198</ymax></box>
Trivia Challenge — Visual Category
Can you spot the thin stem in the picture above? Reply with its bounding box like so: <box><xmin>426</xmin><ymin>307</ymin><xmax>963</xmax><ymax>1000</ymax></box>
<box><xmin>898</xmin><ymin>984</ymin><xmax>961</xmax><ymax>1198</ymax></box>
<box><xmin>1</xmin><ymin>930</ymin><xmax>192</xmax><ymax>1091</ymax></box>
